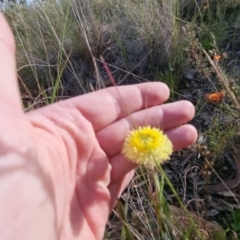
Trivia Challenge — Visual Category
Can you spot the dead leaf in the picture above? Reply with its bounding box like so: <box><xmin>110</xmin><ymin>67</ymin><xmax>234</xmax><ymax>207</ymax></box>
<box><xmin>205</xmin><ymin>154</ymin><xmax>240</xmax><ymax>193</ymax></box>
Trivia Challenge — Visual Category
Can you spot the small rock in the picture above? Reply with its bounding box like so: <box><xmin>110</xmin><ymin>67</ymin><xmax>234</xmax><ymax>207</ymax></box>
<box><xmin>196</xmin><ymin>134</ymin><xmax>205</xmax><ymax>144</ymax></box>
<box><xmin>184</xmin><ymin>69</ymin><xmax>197</xmax><ymax>80</ymax></box>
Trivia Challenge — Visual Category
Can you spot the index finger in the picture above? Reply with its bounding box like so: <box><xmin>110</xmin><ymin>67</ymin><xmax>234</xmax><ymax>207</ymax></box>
<box><xmin>58</xmin><ymin>82</ymin><xmax>170</xmax><ymax>131</ymax></box>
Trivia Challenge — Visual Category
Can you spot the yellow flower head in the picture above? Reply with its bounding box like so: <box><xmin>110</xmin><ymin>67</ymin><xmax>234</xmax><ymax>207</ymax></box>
<box><xmin>122</xmin><ymin>126</ymin><xmax>173</xmax><ymax>168</ymax></box>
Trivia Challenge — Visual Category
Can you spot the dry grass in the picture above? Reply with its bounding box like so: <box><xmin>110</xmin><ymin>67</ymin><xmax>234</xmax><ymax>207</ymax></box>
<box><xmin>4</xmin><ymin>0</ymin><xmax>183</xmax><ymax>108</ymax></box>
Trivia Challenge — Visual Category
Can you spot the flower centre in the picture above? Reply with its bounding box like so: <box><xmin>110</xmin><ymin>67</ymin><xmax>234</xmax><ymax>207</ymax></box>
<box><xmin>133</xmin><ymin>132</ymin><xmax>160</xmax><ymax>152</ymax></box>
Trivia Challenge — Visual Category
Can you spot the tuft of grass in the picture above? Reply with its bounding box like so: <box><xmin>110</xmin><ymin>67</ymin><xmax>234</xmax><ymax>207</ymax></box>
<box><xmin>4</xmin><ymin>0</ymin><xmax>185</xmax><ymax>109</ymax></box>
<box><xmin>222</xmin><ymin>209</ymin><xmax>240</xmax><ymax>239</ymax></box>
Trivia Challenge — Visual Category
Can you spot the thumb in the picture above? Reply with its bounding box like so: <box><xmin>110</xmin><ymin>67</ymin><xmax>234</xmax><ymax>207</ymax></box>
<box><xmin>0</xmin><ymin>13</ymin><xmax>22</xmax><ymax>111</ymax></box>
<box><xmin>0</xmin><ymin>13</ymin><xmax>30</xmax><ymax>143</ymax></box>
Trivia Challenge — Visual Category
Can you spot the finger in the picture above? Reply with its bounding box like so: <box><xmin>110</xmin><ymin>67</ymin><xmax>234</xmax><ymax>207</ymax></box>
<box><xmin>0</xmin><ymin>13</ymin><xmax>28</xmax><ymax>143</ymax></box>
<box><xmin>53</xmin><ymin>82</ymin><xmax>170</xmax><ymax>131</ymax></box>
<box><xmin>109</xmin><ymin>124</ymin><xmax>197</xmax><ymax>182</ymax></box>
<box><xmin>165</xmin><ymin>124</ymin><xmax>197</xmax><ymax>150</ymax></box>
<box><xmin>0</xmin><ymin>13</ymin><xmax>22</xmax><ymax>109</ymax></box>
<box><xmin>97</xmin><ymin>100</ymin><xmax>195</xmax><ymax>156</ymax></box>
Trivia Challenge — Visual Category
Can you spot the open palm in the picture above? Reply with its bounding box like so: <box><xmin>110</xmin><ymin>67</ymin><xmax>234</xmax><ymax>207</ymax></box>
<box><xmin>0</xmin><ymin>13</ymin><xmax>197</xmax><ymax>240</ymax></box>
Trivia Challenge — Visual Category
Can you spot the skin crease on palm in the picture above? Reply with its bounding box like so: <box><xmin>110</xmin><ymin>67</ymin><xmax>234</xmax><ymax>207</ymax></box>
<box><xmin>0</xmin><ymin>13</ymin><xmax>198</xmax><ymax>240</ymax></box>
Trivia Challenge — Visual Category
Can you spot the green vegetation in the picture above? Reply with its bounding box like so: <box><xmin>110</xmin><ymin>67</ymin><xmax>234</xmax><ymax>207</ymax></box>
<box><xmin>3</xmin><ymin>0</ymin><xmax>240</xmax><ymax>239</ymax></box>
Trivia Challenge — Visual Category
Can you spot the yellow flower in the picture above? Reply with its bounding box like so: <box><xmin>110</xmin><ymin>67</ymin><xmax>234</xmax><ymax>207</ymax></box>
<box><xmin>122</xmin><ymin>126</ymin><xmax>173</xmax><ymax>168</ymax></box>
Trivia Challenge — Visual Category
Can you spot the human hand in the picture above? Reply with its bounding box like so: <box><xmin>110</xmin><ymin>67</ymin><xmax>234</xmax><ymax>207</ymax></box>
<box><xmin>0</xmin><ymin>13</ymin><xmax>197</xmax><ymax>240</ymax></box>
